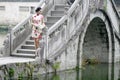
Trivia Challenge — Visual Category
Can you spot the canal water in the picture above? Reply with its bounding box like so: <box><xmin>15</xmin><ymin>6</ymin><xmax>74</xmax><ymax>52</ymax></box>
<box><xmin>6</xmin><ymin>63</ymin><xmax>119</xmax><ymax>80</ymax></box>
<box><xmin>34</xmin><ymin>63</ymin><xmax>119</xmax><ymax>80</ymax></box>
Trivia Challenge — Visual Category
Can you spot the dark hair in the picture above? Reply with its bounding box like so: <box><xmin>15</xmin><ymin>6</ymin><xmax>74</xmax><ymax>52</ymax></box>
<box><xmin>35</xmin><ymin>7</ymin><xmax>41</xmax><ymax>12</ymax></box>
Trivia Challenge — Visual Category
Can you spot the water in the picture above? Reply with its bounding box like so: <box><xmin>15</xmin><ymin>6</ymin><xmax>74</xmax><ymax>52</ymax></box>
<box><xmin>37</xmin><ymin>63</ymin><xmax>119</xmax><ymax>80</ymax></box>
<box><xmin>38</xmin><ymin>63</ymin><xmax>119</xmax><ymax>80</ymax></box>
<box><xmin>8</xmin><ymin>63</ymin><xmax>120</xmax><ymax>80</ymax></box>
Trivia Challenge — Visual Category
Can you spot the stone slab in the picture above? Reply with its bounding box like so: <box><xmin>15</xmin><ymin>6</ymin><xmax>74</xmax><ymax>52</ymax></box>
<box><xmin>0</xmin><ymin>57</ymin><xmax>35</xmax><ymax>66</ymax></box>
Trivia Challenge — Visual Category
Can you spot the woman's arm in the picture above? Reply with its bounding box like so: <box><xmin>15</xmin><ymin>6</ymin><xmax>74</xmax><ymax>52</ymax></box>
<box><xmin>31</xmin><ymin>17</ymin><xmax>35</xmax><ymax>27</ymax></box>
<box><xmin>41</xmin><ymin>15</ymin><xmax>46</xmax><ymax>27</ymax></box>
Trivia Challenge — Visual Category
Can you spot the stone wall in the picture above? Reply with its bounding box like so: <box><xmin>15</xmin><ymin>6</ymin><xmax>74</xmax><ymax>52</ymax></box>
<box><xmin>0</xmin><ymin>2</ymin><xmax>38</xmax><ymax>25</ymax></box>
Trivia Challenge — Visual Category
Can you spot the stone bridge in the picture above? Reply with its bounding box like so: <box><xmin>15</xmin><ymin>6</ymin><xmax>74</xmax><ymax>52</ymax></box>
<box><xmin>0</xmin><ymin>0</ymin><xmax>120</xmax><ymax>72</ymax></box>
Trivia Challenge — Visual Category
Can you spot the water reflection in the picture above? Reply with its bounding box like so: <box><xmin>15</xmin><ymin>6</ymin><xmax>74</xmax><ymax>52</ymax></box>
<box><xmin>2</xmin><ymin>63</ymin><xmax>120</xmax><ymax>80</ymax></box>
<box><xmin>82</xmin><ymin>64</ymin><xmax>108</xmax><ymax>80</ymax></box>
<box><xmin>113</xmin><ymin>63</ymin><xmax>120</xmax><ymax>80</ymax></box>
<box><xmin>37</xmin><ymin>63</ymin><xmax>120</xmax><ymax>80</ymax></box>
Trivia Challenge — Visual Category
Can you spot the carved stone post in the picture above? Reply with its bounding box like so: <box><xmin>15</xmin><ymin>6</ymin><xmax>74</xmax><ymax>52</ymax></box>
<box><xmin>3</xmin><ymin>33</ymin><xmax>10</xmax><ymax>56</ymax></box>
<box><xmin>89</xmin><ymin>0</ymin><xmax>104</xmax><ymax>12</ymax></box>
<box><xmin>30</xmin><ymin>6</ymin><xmax>35</xmax><ymax>14</ymax></box>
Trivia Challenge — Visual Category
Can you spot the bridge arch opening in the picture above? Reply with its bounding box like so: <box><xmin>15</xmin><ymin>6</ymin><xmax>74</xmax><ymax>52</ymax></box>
<box><xmin>82</xmin><ymin>17</ymin><xmax>109</xmax><ymax>63</ymax></box>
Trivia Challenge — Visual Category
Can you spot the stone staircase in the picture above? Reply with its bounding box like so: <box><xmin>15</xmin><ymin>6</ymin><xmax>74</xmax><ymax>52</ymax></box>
<box><xmin>11</xmin><ymin>4</ymin><xmax>69</xmax><ymax>58</ymax></box>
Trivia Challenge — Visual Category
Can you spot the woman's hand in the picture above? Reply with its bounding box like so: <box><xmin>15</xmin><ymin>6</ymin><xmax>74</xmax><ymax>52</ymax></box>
<box><xmin>32</xmin><ymin>23</ymin><xmax>39</xmax><ymax>26</ymax></box>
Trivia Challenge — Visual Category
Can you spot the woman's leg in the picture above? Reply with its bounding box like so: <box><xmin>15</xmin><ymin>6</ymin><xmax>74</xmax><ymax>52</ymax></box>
<box><xmin>36</xmin><ymin>38</ymin><xmax>40</xmax><ymax>49</ymax></box>
<box><xmin>34</xmin><ymin>38</ymin><xmax>38</xmax><ymax>49</ymax></box>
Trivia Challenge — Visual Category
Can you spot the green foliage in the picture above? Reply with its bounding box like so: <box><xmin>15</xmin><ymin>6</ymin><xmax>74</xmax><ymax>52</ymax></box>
<box><xmin>103</xmin><ymin>0</ymin><xmax>107</xmax><ymax>11</ymax></box>
<box><xmin>2</xmin><ymin>67</ymin><xmax>15</xmax><ymax>79</ymax></box>
<box><xmin>89</xmin><ymin>58</ymin><xmax>99</xmax><ymax>64</ymax></box>
<box><xmin>8</xmin><ymin>67</ymin><xmax>14</xmax><ymax>78</ymax></box>
<box><xmin>16</xmin><ymin>62</ymin><xmax>36</xmax><ymax>79</ymax></box>
<box><xmin>18</xmin><ymin>73</ymin><xmax>24</xmax><ymax>80</ymax></box>
<box><xmin>82</xmin><ymin>58</ymin><xmax>99</xmax><ymax>66</ymax></box>
<box><xmin>118</xmin><ymin>78</ymin><xmax>120</xmax><ymax>80</ymax></box>
<box><xmin>51</xmin><ymin>61</ymin><xmax>61</xmax><ymax>74</ymax></box>
<box><xmin>15</xmin><ymin>63</ymin><xmax>21</xmax><ymax>66</ymax></box>
<box><xmin>4</xmin><ymin>76</ymin><xmax>8</xmax><ymax>80</ymax></box>
<box><xmin>51</xmin><ymin>74</ymin><xmax>60</xmax><ymax>80</ymax></box>
<box><xmin>25</xmin><ymin>63</ymin><xmax>35</xmax><ymax>77</ymax></box>
<box><xmin>75</xmin><ymin>66</ymin><xmax>80</xmax><ymax>71</ymax></box>
<box><xmin>15</xmin><ymin>63</ymin><xmax>25</xmax><ymax>79</ymax></box>
<box><xmin>1</xmin><ymin>62</ymin><xmax>43</xmax><ymax>79</ymax></box>
<box><xmin>15</xmin><ymin>62</ymin><xmax>35</xmax><ymax>79</ymax></box>
<box><xmin>52</xmin><ymin>62</ymin><xmax>61</xmax><ymax>70</ymax></box>
<box><xmin>36</xmin><ymin>73</ymin><xmax>42</xmax><ymax>80</ymax></box>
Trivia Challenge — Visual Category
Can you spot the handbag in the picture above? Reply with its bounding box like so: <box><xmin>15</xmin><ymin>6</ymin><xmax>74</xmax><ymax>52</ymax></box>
<box><xmin>35</xmin><ymin>23</ymin><xmax>45</xmax><ymax>33</ymax></box>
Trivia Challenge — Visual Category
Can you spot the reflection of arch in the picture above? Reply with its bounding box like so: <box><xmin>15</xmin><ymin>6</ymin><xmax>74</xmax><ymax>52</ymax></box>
<box><xmin>80</xmin><ymin>10</ymin><xmax>114</xmax><ymax>63</ymax></box>
<box><xmin>51</xmin><ymin>74</ymin><xmax>60</xmax><ymax>80</ymax></box>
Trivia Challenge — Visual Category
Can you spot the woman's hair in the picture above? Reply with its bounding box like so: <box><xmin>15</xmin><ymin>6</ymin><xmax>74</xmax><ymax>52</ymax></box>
<box><xmin>35</xmin><ymin>7</ymin><xmax>41</xmax><ymax>12</ymax></box>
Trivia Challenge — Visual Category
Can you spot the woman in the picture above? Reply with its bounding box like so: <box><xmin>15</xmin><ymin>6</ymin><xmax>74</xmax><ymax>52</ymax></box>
<box><xmin>32</xmin><ymin>7</ymin><xmax>45</xmax><ymax>49</ymax></box>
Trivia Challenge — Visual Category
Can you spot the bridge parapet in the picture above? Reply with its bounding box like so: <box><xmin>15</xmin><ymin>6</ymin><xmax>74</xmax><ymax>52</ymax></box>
<box><xmin>4</xmin><ymin>0</ymin><xmax>54</xmax><ymax>54</ymax></box>
<box><xmin>47</xmin><ymin>0</ymin><xmax>89</xmax><ymax>60</ymax></box>
<box><xmin>3</xmin><ymin>0</ymin><xmax>72</xmax><ymax>55</ymax></box>
<box><xmin>111</xmin><ymin>0</ymin><xmax>120</xmax><ymax>18</ymax></box>
<box><xmin>3</xmin><ymin>0</ymin><xmax>89</xmax><ymax>60</ymax></box>
<box><xmin>89</xmin><ymin>0</ymin><xmax>105</xmax><ymax>12</ymax></box>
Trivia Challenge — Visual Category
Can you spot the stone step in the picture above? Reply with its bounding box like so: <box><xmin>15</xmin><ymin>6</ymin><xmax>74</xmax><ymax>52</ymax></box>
<box><xmin>21</xmin><ymin>45</ymin><xmax>35</xmax><ymax>50</ymax></box>
<box><xmin>29</xmin><ymin>36</ymin><xmax>34</xmax><ymax>40</ymax></box>
<box><xmin>54</xmin><ymin>4</ymin><xmax>70</xmax><ymax>11</ymax></box>
<box><xmin>17</xmin><ymin>49</ymin><xmax>36</xmax><ymax>54</ymax></box>
<box><xmin>51</xmin><ymin>11</ymin><xmax>64</xmax><ymax>16</ymax></box>
<box><xmin>10</xmin><ymin>4</ymin><xmax>66</xmax><ymax>59</ymax></box>
<box><xmin>29</xmin><ymin>37</ymin><xmax>44</xmax><ymax>42</ymax></box>
<box><xmin>26</xmin><ymin>40</ymin><xmax>34</xmax><ymax>45</ymax></box>
<box><xmin>45</xmin><ymin>22</ymin><xmax>54</xmax><ymax>28</ymax></box>
<box><xmin>47</xmin><ymin>16</ymin><xmax>61</xmax><ymax>23</ymax></box>
<box><xmin>11</xmin><ymin>53</ymin><xmax>35</xmax><ymax>58</ymax></box>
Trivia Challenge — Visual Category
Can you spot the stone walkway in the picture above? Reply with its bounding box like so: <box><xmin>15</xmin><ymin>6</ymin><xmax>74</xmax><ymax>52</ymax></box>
<box><xmin>0</xmin><ymin>57</ymin><xmax>35</xmax><ymax>66</ymax></box>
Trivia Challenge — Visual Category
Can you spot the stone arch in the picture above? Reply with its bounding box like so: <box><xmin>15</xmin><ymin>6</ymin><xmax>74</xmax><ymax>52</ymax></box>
<box><xmin>80</xmin><ymin>11</ymin><xmax>114</xmax><ymax>63</ymax></box>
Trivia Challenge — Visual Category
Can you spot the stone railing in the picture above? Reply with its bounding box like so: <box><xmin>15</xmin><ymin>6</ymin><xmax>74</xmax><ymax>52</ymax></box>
<box><xmin>4</xmin><ymin>0</ymin><xmax>69</xmax><ymax>55</ymax></box>
<box><xmin>10</xmin><ymin>16</ymin><xmax>32</xmax><ymax>52</ymax></box>
<box><xmin>2</xmin><ymin>0</ymin><xmax>89</xmax><ymax>58</ymax></box>
<box><xmin>6</xmin><ymin>0</ymin><xmax>53</xmax><ymax>54</ymax></box>
<box><xmin>111</xmin><ymin>0</ymin><xmax>120</xmax><ymax>19</ymax></box>
<box><xmin>46</xmin><ymin>0</ymin><xmax>90</xmax><ymax>60</ymax></box>
<box><xmin>89</xmin><ymin>0</ymin><xmax>104</xmax><ymax>12</ymax></box>
<box><xmin>109</xmin><ymin>0</ymin><xmax>120</xmax><ymax>39</ymax></box>
<box><xmin>9</xmin><ymin>0</ymin><xmax>46</xmax><ymax>54</ymax></box>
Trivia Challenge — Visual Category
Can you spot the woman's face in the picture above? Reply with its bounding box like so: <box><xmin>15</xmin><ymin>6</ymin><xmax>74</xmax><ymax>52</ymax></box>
<box><xmin>36</xmin><ymin>10</ymin><xmax>41</xmax><ymax>15</ymax></box>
